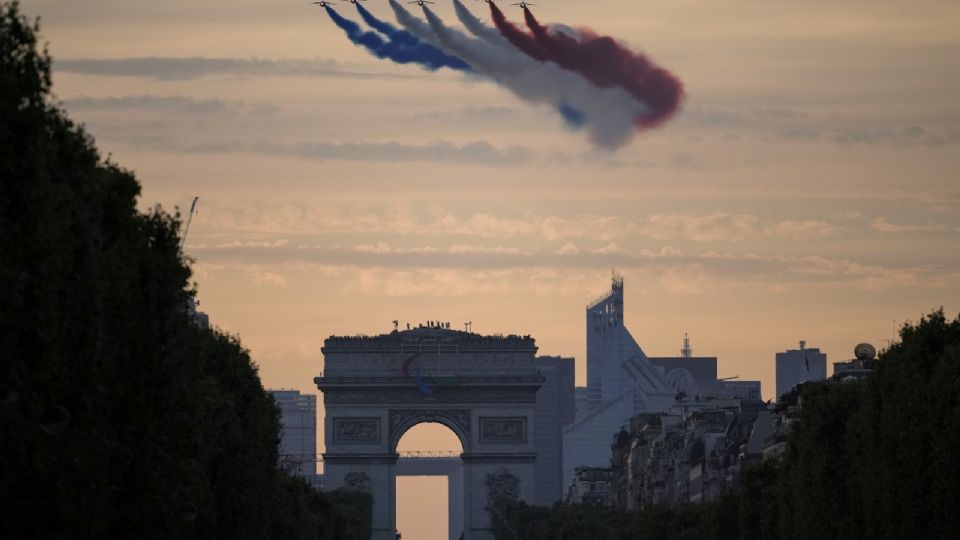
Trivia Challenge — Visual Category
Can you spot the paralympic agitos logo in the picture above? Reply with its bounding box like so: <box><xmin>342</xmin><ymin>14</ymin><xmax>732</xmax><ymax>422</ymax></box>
<box><xmin>401</xmin><ymin>352</ymin><xmax>462</xmax><ymax>396</ymax></box>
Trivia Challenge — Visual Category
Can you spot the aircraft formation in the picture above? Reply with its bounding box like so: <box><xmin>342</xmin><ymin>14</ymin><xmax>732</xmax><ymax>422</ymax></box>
<box><xmin>312</xmin><ymin>0</ymin><xmax>684</xmax><ymax>149</ymax></box>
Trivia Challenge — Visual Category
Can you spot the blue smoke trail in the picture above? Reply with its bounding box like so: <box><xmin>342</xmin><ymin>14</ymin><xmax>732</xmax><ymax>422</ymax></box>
<box><xmin>557</xmin><ymin>103</ymin><xmax>586</xmax><ymax>129</ymax></box>
<box><xmin>355</xmin><ymin>3</ymin><xmax>418</xmax><ymax>46</ymax></box>
<box><xmin>323</xmin><ymin>6</ymin><xmax>470</xmax><ymax>72</ymax></box>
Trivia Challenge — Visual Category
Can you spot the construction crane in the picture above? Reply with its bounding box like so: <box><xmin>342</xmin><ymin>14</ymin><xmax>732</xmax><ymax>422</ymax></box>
<box><xmin>179</xmin><ymin>196</ymin><xmax>199</xmax><ymax>251</ymax></box>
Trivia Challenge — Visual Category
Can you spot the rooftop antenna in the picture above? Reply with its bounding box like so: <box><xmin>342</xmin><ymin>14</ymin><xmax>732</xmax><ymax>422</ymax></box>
<box><xmin>179</xmin><ymin>196</ymin><xmax>199</xmax><ymax>251</ymax></box>
<box><xmin>611</xmin><ymin>267</ymin><xmax>624</xmax><ymax>290</ymax></box>
<box><xmin>681</xmin><ymin>332</ymin><xmax>692</xmax><ymax>358</ymax></box>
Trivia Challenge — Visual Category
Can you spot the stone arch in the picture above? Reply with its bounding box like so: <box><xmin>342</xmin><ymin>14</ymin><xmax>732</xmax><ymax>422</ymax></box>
<box><xmin>317</xmin><ymin>328</ymin><xmax>543</xmax><ymax>540</ymax></box>
<box><xmin>388</xmin><ymin>409</ymin><xmax>471</xmax><ymax>453</ymax></box>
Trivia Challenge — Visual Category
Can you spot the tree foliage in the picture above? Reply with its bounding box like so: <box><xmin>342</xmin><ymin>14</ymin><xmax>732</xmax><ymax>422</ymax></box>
<box><xmin>493</xmin><ymin>310</ymin><xmax>960</xmax><ymax>540</ymax></box>
<box><xmin>0</xmin><ymin>2</ymin><xmax>370</xmax><ymax>538</ymax></box>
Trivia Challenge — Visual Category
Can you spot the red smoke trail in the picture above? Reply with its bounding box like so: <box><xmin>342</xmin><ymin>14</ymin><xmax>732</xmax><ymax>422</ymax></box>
<box><xmin>488</xmin><ymin>2</ymin><xmax>550</xmax><ymax>62</ymax></box>
<box><xmin>491</xmin><ymin>3</ymin><xmax>684</xmax><ymax>128</ymax></box>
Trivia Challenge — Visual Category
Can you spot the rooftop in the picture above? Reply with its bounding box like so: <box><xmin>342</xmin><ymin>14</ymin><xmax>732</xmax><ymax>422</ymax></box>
<box><xmin>323</xmin><ymin>323</ymin><xmax>537</xmax><ymax>352</ymax></box>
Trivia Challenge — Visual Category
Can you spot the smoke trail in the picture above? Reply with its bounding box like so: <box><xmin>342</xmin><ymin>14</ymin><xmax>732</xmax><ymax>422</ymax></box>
<box><xmin>453</xmin><ymin>0</ymin><xmax>509</xmax><ymax>46</ymax></box>
<box><xmin>490</xmin><ymin>4</ymin><xmax>684</xmax><ymax>128</ymax></box>
<box><xmin>322</xmin><ymin>5</ymin><xmax>470</xmax><ymax>72</ymax></box>
<box><xmin>488</xmin><ymin>2</ymin><xmax>550</xmax><ymax>61</ymax></box>
<box><xmin>557</xmin><ymin>103</ymin><xmax>586</xmax><ymax>128</ymax></box>
<box><xmin>522</xmin><ymin>8</ymin><xmax>683</xmax><ymax>127</ymax></box>
<box><xmin>397</xmin><ymin>1</ymin><xmax>577</xmax><ymax>129</ymax></box>
<box><xmin>385</xmin><ymin>0</ymin><xmax>436</xmax><ymax>44</ymax></box>
<box><xmin>354</xmin><ymin>3</ymin><xmax>418</xmax><ymax>47</ymax></box>
<box><xmin>407</xmin><ymin>1</ymin><xmax>646</xmax><ymax>146</ymax></box>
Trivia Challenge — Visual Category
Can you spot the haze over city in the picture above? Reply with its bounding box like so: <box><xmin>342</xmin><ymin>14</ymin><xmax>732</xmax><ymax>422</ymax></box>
<box><xmin>15</xmin><ymin>1</ymin><xmax>960</xmax><ymax>538</ymax></box>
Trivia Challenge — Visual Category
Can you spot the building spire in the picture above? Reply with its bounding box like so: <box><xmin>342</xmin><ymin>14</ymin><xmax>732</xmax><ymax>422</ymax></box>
<box><xmin>681</xmin><ymin>332</ymin><xmax>692</xmax><ymax>358</ymax></box>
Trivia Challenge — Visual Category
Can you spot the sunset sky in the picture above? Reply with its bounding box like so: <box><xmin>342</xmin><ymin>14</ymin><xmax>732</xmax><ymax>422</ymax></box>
<box><xmin>29</xmin><ymin>0</ymin><xmax>960</xmax><ymax>536</ymax></box>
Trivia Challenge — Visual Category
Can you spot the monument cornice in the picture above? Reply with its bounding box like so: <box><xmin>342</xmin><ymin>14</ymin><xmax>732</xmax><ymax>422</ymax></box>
<box><xmin>315</xmin><ymin>375</ymin><xmax>544</xmax><ymax>388</ymax></box>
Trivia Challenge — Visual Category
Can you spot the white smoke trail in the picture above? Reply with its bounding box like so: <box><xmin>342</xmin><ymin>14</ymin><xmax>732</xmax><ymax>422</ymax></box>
<box><xmin>390</xmin><ymin>0</ymin><xmax>648</xmax><ymax>148</ymax></box>
<box><xmin>453</xmin><ymin>0</ymin><xmax>510</xmax><ymax>46</ymax></box>
<box><xmin>385</xmin><ymin>0</ymin><xmax>438</xmax><ymax>44</ymax></box>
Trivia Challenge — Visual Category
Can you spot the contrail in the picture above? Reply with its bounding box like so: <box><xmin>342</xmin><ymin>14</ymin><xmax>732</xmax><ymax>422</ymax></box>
<box><xmin>491</xmin><ymin>3</ymin><xmax>684</xmax><ymax>128</ymax></box>
<box><xmin>405</xmin><ymin>1</ymin><xmax>646</xmax><ymax>147</ymax></box>
<box><xmin>322</xmin><ymin>5</ymin><xmax>470</xmax><ymax>72</ymax></box>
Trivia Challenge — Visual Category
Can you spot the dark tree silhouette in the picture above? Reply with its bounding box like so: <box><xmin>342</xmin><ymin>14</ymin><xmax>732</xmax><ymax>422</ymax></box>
<box><xmin>0</xmin><ymin>2</ymin><xmax>370</xmax><ymax>538</ymax></box>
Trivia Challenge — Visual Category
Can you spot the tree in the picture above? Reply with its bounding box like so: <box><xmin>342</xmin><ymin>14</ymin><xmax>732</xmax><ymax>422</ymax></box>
<box><xmin>0</xmin><ymin>3</ymin><xmax>370</xmax><ymax>537</ymax></box>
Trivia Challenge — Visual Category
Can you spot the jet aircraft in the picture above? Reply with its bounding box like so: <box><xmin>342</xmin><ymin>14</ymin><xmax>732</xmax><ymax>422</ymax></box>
<box><xmin>310</xmin><ymin>0</ymin><xmax>336</xmax><ymax>6</ymax></box>
<box><xmin>408</xmin><ymin>0</ymin><xmax>435</xmax><ymax>5</ymax></box>
<box><xmin>512</xmin><ymin>1</ymin><xmax>535</xmax><ymax>7</ymax></box>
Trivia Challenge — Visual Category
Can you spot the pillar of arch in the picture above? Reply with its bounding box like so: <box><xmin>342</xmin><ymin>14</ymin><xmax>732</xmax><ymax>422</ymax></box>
<box><xmin>316</xmin><ymin>328</ymin><xmax>543</xmax><ymax>540</ymax></box>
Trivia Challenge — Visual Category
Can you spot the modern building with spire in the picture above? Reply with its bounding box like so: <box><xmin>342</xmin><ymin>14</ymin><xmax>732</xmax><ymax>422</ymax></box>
<box><xmin>562</xmin><ymin>272</ymin><xmax>760</xmax><ymax>489</ymax></box>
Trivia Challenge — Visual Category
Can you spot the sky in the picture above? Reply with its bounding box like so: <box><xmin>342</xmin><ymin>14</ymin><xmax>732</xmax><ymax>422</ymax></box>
<box><xmin>27</xmin><ymin>0</ymin><xmax>960</xmax><ymax>536</ymax></box>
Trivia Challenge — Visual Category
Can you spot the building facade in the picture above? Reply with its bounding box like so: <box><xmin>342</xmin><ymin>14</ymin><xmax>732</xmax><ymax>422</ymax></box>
<box><xmin>534</xmin><ymin>356</ymin><xmax>576</xmax><ymax>506</ymax></box>
<box><xmin>269</xmin><ymin>389</ymin><xmax>318</xmax><ymax>480</ymax></box>
<box><xmin>775</xmin><ymin>342</ymin><xmax>827</xmax><ymax>400</ymax></box>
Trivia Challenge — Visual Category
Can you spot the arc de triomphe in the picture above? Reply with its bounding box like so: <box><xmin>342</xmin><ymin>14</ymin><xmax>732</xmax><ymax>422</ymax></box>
<box><xmin>315</xmin><ymin>325</ymin><xmax>543</xmax><ymax>540</ymax></box>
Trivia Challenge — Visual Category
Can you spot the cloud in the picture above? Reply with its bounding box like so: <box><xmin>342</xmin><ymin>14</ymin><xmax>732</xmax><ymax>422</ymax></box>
<box><xmin>344</xmin><ymin>267</ymin><xmax>598</xmax><ymax>297</ymax></box>
<box><xmin>355</xmin><ymin>242</ymin><xmax>393</xmax><ymax>254</ymax></box>
<box><xmin>54</xmin><ymin>56</ymin><xmax>418</xmax><ymax>80</ymax></box>
<box><xmin>192</xmin><ymin>239</ymin><xmax>290</xmax><ymax>249</ymax></box>
<box><xmin>870</xmin><ymin>218</ymin><xmax>944</xmax><ymax>233</ymax></box>
<box><xmin>188</xmin><ymin>239</ymin><xmax>949</xmax><ymax>292</ymax></box>
<box><xmin>402</xmin><ymin>106</ymin><xmax>521</xmax><ymax>123</ymax></box>
<box><xmin>640</xmin><ymin>213</ymin><xmax>761</xmax><ymax>242</ymax></box>
<box><xmin>764</xmin><ymin>220</ymin><xmax>835</xmax><ymax>240</ymax></box>
<box><xmin>676</xmin><ymin>106</ymin><xmax>960</xmax><ymax>147</ymax></box>
<box><xmin>833</xmin><ymin>126</ymin><xmax>960</xmax><ymax>147</ymax></box>
<box><xmin>834</xmin><ymin>211</ymin><xmax>864</xmax><ymax>220</ymax></box>
<box><xmin>188</xmin><ymin>203</ymin><xmax>856</xmax><ymax>245</ymax></box>
<box><xmin>62</xmin><ymin>95</ymin><xmax>280</xmax><ymax>116</ymax></box>
<box><xmin>252</xmin><ymin>271</ymin><xmax>287</xmax><ymax>287</ymax></box>
<box><xmin>448</xmin><ymin>244</ymin><xmax>529</xmax><ymax>255</ymax></box>
<box><xmin>140</xmin><ymin>138</ymin><xmax>535</xmax><ymax>165</ymax></box>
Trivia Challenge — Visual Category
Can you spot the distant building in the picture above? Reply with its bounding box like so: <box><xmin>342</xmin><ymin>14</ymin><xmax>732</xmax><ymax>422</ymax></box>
<box><xmin>563</xmin><ymin>272</ymin><xmax>761</xmax><ymax>490</ymax></box>
<box><xmin>775</xmin><ymin>341</ymin><xmax>826</xmax><ymax>401</ymax></box>
<box><xmin>185</xmin><ymin>296</ymin><xmax>209</xmax><ymax>329</ymax></box>
<box><xmin>270</xmin><ymin>389</ymin><xmax>318</xmax><ymax>481</ymax></box>
<box><xmin>831</xmin><ymin>342</ymin><xmax>879</xmax><ymax>383</ymax></box>
<box><xmin>563</xmin><ymin>273</ymin><xmax>676</xmax><ymax>490</ymax></box>
<box><xmin>534</xmin><ymin>356</ymin><xmax>576</xmax><ymax>506</ymax></box>
<box><xmin>609</xmin><ymin>398</ymin><xmax>766</xmax><ymax>509</ymax></box>
<box><xmin>649</xmin><ymin>356</ymin><xmax>762</xmax><ymax>401</ymax></box>
<box><xmin>566</xmin><ymin>466</ymin><xmax>613</xmax><ymax>506</ymax></box>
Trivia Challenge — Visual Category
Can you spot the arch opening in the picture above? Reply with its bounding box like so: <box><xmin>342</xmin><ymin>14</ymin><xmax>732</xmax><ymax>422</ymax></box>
<box><xmin>396</xmin><ymin>422</ymin><xmax>465</xmax><ymax>540</ymax></box>
<box><xmin>390</xmin><ymin>414</ymin><xmax>470</xmax><ymax>455</ymax></box>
